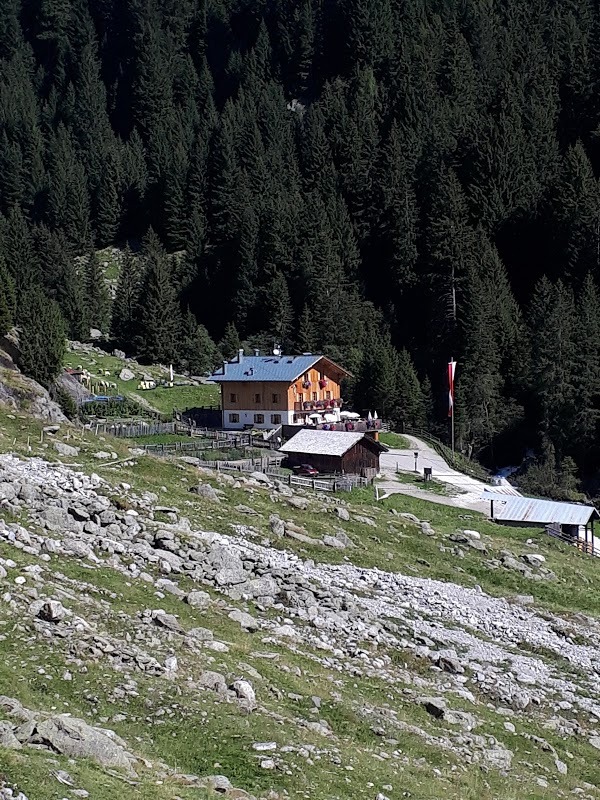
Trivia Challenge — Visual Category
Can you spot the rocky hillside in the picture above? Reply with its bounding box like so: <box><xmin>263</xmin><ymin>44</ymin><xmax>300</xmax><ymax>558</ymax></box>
<box><xmin>0</xmin><ymin>412</ymin><xmax>600</xmax><ymax>799</ymax></box>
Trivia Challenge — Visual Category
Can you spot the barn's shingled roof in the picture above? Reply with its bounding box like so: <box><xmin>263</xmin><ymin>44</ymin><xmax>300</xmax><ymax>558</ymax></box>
<box><xmin>279</xmin><ymin>429</ymin><xmax>386</xmax><ymax>457</ymax></box>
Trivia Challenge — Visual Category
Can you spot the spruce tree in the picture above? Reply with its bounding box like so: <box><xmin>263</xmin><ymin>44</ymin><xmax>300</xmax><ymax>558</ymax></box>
<box><xmin>181</xmin><ymin>309</ymin><xmax>218</xmax><ymax>376</ymax></box>
<box><xmin>18</xmin><ymin>288</ymin><xmax>66</xmax><ymax>387</ymax></box>
<box><xmin>0</xmin><ymin>256</ymin><xmax>15</xmax><ymax>336</ymax></box>
<box><xmin>111</xmin><ymin>247</ymin><xmax>142</xmax><ymax>352</ymax></box>
<box><xmin>137</xmin><ymin>231</ymin><xmax>183</xmax><ymax>364</ymax></box>
<box><xmin>395</xmin><ymin>349</ymin><xmax>426</xmax><ymax>430</ymax></box>
<box><xmin>84</xmin><ymin>249</ymin><xmax>111</xmax><ymax>333</ymax></box>
<box><xmin>219</xmin><ymin>322</ymin><xmax>241</xmax><ymax>360</ymax></box>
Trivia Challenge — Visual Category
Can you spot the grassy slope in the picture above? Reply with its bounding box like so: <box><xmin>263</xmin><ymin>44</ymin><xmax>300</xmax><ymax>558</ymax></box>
<box><xmin>2</xmin><ymin>409</ymin><xmax>600</xmax><ymax>798</ymax></box>
<box><xmin>64</xmin><ymin>349</ymin><xmax>219</xmax><ymax>413</ymax></box>
<box><xmin>379</xmin><ymin>432</ymin><xmax>410</xmax><ymax>449</ymax></box>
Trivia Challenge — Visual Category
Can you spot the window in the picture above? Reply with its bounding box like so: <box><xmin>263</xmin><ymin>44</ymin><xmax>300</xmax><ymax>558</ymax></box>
<box><xmin>254</xmin><ymin>414</ymin><xmax>264</xmax><ymax>424</ymax></box>
<box><xmin>228</xmin><ymin>413</ymin><xmax>240</xmax><ymax>423</ymax></box>
<box><xmin>326</xmin><ymin>391</ymin><xmax>331</xmax><ymax>400</ymax></box>
<box><xmin>229</xmin><ymin>393</ymin><xmax>238</xmax><ymax>403</ymax></box>
<box><xmin>254</xmin><ymin>393</ymin><xmax>261</xmax><ymax>403</ymax></box>
<box><xmin>271</xmin><ymin>414</ymin><xmax>282</xmax><ymax>424</ymax></box>
<box><xmin>272</xmin><ymin>393</ymin><xmax>280</xmax><ymax>404</ymax></box>
<box><xmin>312</xmin><ymin>392</ymin><xmax>318</xmax><ymax>401</ymax></box>
<box><xmin>298</xmin><ymin>393</ymin><xmax>304</xmax><ymax>403</ymax></box>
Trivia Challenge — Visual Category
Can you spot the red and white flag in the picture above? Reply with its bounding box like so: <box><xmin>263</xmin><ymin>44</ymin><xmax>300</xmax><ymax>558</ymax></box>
<box><xmin>448</xmin><ymin>360</ymin><xmax>457</xmax><ymax>417</ymax></box>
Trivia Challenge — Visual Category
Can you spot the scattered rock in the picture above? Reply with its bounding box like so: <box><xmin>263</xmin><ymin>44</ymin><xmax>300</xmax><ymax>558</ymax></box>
<box><xmin>53</xmin><ymin>441</ymin><xmax>80</xmax><ymax>457</ymax></box>
<box><xmin>37</xmin><ymin>600</ymin><xmax>66</xmax><ymax>623</ymax></box>
<box><xmin>228</xmin><ymin>609</ymin><xmax>259</xmax><ymax>632</ymax></box>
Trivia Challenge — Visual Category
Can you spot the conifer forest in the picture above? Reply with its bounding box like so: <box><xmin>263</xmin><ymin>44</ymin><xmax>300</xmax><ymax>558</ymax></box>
<box><xmin>3</xmin><ymin>0</ymin><xmax>600</xmax><ymax>490</ymax></box>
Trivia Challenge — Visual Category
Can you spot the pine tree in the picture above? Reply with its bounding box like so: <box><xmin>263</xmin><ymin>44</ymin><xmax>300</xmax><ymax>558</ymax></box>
<box><xmin>111</xmin><ymin>247</ymin><xmax>142</xmax><ymax>352</ymax></box>
<box><xmin>395</xmin><ymin>349</ymin><xmax>426</xmax><ymax>430</ymax></box>
<box><xmin>0</xmin><ymin>256</ymin><xmax>15</xmax><ymax>336</ymax></box>
<box><xmin>4</xmin><ymin>206</ymin><xmax>38</xmax><ymax>307</ymax></box>
<box><xmin>57</xmin><ymin>257</ymin><xmax>88</xmax><ymax>341</ymax></box>
<box><xmin>18</xmin><ymin>288</ymin><xmax>66</xmax><ymax>387</ymax></box>
<box><xmin>219</xmin><ymin>322</ymin><xmax>241</xmax><ymax>360</ymax></box>
<box><xmin>262</xmin><ymin>271</ymin><xmax>294</xmax><ymax>348</ymax></box>
<box><xmin>84</xmin><ymin>249</ymin><xmax>111</xmax><ymax>333</ymax></box>
<box><xmin>529</xmin><ymin>277</ymin><xmax>578</xmax><ymax>460</ymax></box>
<box><xmin>181</xmin><ymin>309</ymin><xmax>218</xmax><ymax>375</ymax></box>
<box><xmin>354</xmin><ymin>323</ymin><xmax>398</xmax><ymax>419</ymax></box>
<box><xmin>137</xmin><ymin>231</ymin><xmax>183</xmax><ymax>364</ymax></box>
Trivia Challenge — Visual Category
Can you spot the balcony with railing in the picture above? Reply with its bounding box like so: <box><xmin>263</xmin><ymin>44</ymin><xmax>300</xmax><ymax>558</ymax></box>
<box><xmin>294</xmin><ymin>398</ymin><xmax>344</xmax><ymax>412</ymax></box>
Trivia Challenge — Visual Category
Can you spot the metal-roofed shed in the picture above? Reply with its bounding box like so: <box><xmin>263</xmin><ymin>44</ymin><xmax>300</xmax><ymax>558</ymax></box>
<box><xmin>483</xmin><ymin>490</ymin><xmax>600</xmax><ymax>554</ymax></box>
<box><xmin>279</xmin><ymin>429</ymin><xmax>387</xmax><ymax>476</ymax></box>
<box><xmin>483</xmin><ymin>492</ymin><xmax>599</xmax><ymax>526</ymax></box>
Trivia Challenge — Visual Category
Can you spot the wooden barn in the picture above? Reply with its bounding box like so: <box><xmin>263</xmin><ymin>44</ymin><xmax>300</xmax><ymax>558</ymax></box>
<box><xmin>279</xmin><ymin>429</ymin><xmax>387</xmax><ymax>476</ymax></box>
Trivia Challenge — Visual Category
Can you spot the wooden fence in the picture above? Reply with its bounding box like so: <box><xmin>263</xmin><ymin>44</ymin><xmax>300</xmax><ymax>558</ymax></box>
<box><xmin>201</xmin><ymin>458</ymin><xmax>368</xmax><ymax>492</ymax></box>
<box><xmin>546</xmin><ymin>523</ymin><xmax>598</xmax><ymax>557</ymax></box>
<box><xmin>89</xmin><ymin>420</ymin><xmax>183</xmax><ymax>438</ymax></box>
<box><xmin>139</xmin><ymin>433</ymin><xmax>253</xmax><ymax>455</ymax></box>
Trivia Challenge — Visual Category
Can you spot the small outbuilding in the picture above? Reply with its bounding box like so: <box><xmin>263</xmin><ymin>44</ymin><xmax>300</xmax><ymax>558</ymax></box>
<box><xmin>279</xmin><ymin>429</ymin><xmax>386</xmax><ymax>476</ymax></box>
<box><xmin>483</xmin><ymin>490</ymin><xmax>600</xmax><ymax>552</ymax></box>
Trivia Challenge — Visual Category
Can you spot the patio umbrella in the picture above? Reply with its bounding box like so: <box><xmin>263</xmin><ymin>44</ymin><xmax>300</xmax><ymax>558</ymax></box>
<box><xmin>340</xmin><ymin>411</ymin><xmax>360</xmax><ymax>419</ymax></box>
<box><xmin>373</xmin><ymin>411</ymin><xmax>378</xmax><ymax>419</ymax></box>
<box><xmin>367</xmin><ymin>411</ymin><xmax>373</xmax><ymax>421</ymax></box>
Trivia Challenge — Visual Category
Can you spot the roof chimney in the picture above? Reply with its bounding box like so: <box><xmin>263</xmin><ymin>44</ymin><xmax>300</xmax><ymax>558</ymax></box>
<box><xmin>254</xmin><ymin>348</ymin><xmax>260</xmax><ymax>357</ymax></box>
<box><xmin>237</xmin><ymin>348</ymin><xmax>244</xmax><ymax>363</ymax></box>
<box><xmin>222</xmin><ymin>360</ymin><xmax>227</xmax><ymax>375</ymax></box>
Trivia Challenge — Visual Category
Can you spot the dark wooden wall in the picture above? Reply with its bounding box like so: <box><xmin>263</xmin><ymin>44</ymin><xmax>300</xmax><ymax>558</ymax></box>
<box><xmin>283</xmin><ymin>441</ymin><xmax>381</xmax><ymax>475</ymax></box>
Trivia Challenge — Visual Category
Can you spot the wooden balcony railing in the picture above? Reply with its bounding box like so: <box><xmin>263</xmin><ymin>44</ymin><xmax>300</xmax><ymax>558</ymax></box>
<box><xmin>294</xmin><ymin>398</ymin><xmax>344</xmax><ymax>412</ymax></box>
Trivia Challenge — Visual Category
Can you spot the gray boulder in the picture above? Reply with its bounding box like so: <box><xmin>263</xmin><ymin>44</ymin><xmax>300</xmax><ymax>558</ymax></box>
<box><xmin>53</xmin><ymin>441</ymin><xmax>80</xmax><ymax>457</ymax></box>
<box><xmin>186</xmin><ymin>591</ymin><xmax>211</xmax><ymax>609</ymax></box>
<box><xmin>193</xmin><ymin>484</ymin><xmax>220</xmax><ymax>503</ymax></box>
<box><xmin>269</xmin><ymin>515</ymin><xmax>285</xmax><ymax>538</ymax></box>
<box><xmin>198</xmin><ymin>671</ymin><xmax>228</xmax><ymax>694</ymax></box>
<box><xmin>37</xmin><ymin>600</ymin><xmax>66</xmax><ymax>623</ymax></box>
<box><xmin>35</xmin><ymin>716</ymin><xmax>134</xmax><ymax>770</ymax></box>
<box><xmin>119</xmin><ymin>368</ymin><xmax>135</xmax><ymax>381</ymax></box>
<box><xmin>0</xmin><ymin>484</ymin><xmax>17</xmax><ymax>503</ymax></box>
<box><xmin>228</xmin><ymin>609</ymin><xmax>259</xmax><ymax>632</ymax></box>
<box><xmin>0</xmin><ymin>721</ymin><xmax>21</xmax><ymax>749</ymax></box>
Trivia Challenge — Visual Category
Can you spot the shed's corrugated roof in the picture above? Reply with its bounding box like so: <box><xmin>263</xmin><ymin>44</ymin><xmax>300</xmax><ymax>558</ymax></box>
<box><xmin>279</xmin><ymin>429</ymin><xmax>379</xmax><ymax>457</ymax></box>
<box><xmin>482</xmin><ymin>491</ymin><xmax>599</xmax><ymax>525</ymax></box>
<box><xmin>209</xmin><ymin>354</ymin><xmax>350</xmax><ymax>383</ymax></box>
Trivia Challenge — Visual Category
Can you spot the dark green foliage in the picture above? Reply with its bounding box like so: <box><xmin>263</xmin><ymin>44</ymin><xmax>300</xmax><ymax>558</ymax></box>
<box><xmin>219</xmin><ymin>322</ymin><xmax>241</xmax><ymax>361</ymax></box>
<box><xmin>181</xmin><ymin>309</ymin><xmax>218</xmax><ymax>376</ymax></box>
<box><xmin>136</xmin><ymin>231</ymin><xmax>182</xmax><ymax>364</ymax></box>
<box><xmin>84</xmin><ymin>249</ymin><xmax>110</xmax><ymax>332</ymax></box>
<box><xmin>3</xmin><ymin>0</ymin><xmax>600</xmax><ymax>483</ymax></box>
<box><xmin>111</xmin><ymin>246</ymin><xmax>142</xmax><ymax>352</ymax></box>
<box><xmin>52</xmin><ymin>383</ymin><xmax>77</xmax><ymax>419</ymax></box>
<box><xmin>0</xmin><ymin>256</ymin><xmax>15</xmax><ymax>336</ymax></box>
<box><xmin>18</xmin><ymin>287</ymin><xmax>66</xmax><ymax>386</ymax></box>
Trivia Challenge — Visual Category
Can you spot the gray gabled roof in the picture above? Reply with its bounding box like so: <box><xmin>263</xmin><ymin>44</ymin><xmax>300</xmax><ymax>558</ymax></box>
<box><xmin>279</xmin><ymin>429</ymin><xmax>385</xmax><ymax>457</ymax></box>
<box><xmin>209</xmin><ymin>354</ymin><xmax>349</xmax><ymax>383</ymax></box>
<box><xmin>482</xmin><ymin>490</ymin><xmax>599</xmax><ymax>526</ymax></box>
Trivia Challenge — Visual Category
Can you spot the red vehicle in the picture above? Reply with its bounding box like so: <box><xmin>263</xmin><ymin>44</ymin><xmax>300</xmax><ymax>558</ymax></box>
<box><xmin>293</xmin><ymin>464</ymin><xmax>319</xmax><ymax>477</ymax></box>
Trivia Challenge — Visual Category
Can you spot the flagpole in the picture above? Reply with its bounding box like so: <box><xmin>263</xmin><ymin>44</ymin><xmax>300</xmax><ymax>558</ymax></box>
<box><xmin>448</xmin><ymin>358</ymin><xmax>456</xmax><ymax>458</ymax></box>
<box><xmin>451</xmin><ymin>393</ymin><xmax>455</xmax><ymax>457</ymax></box>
